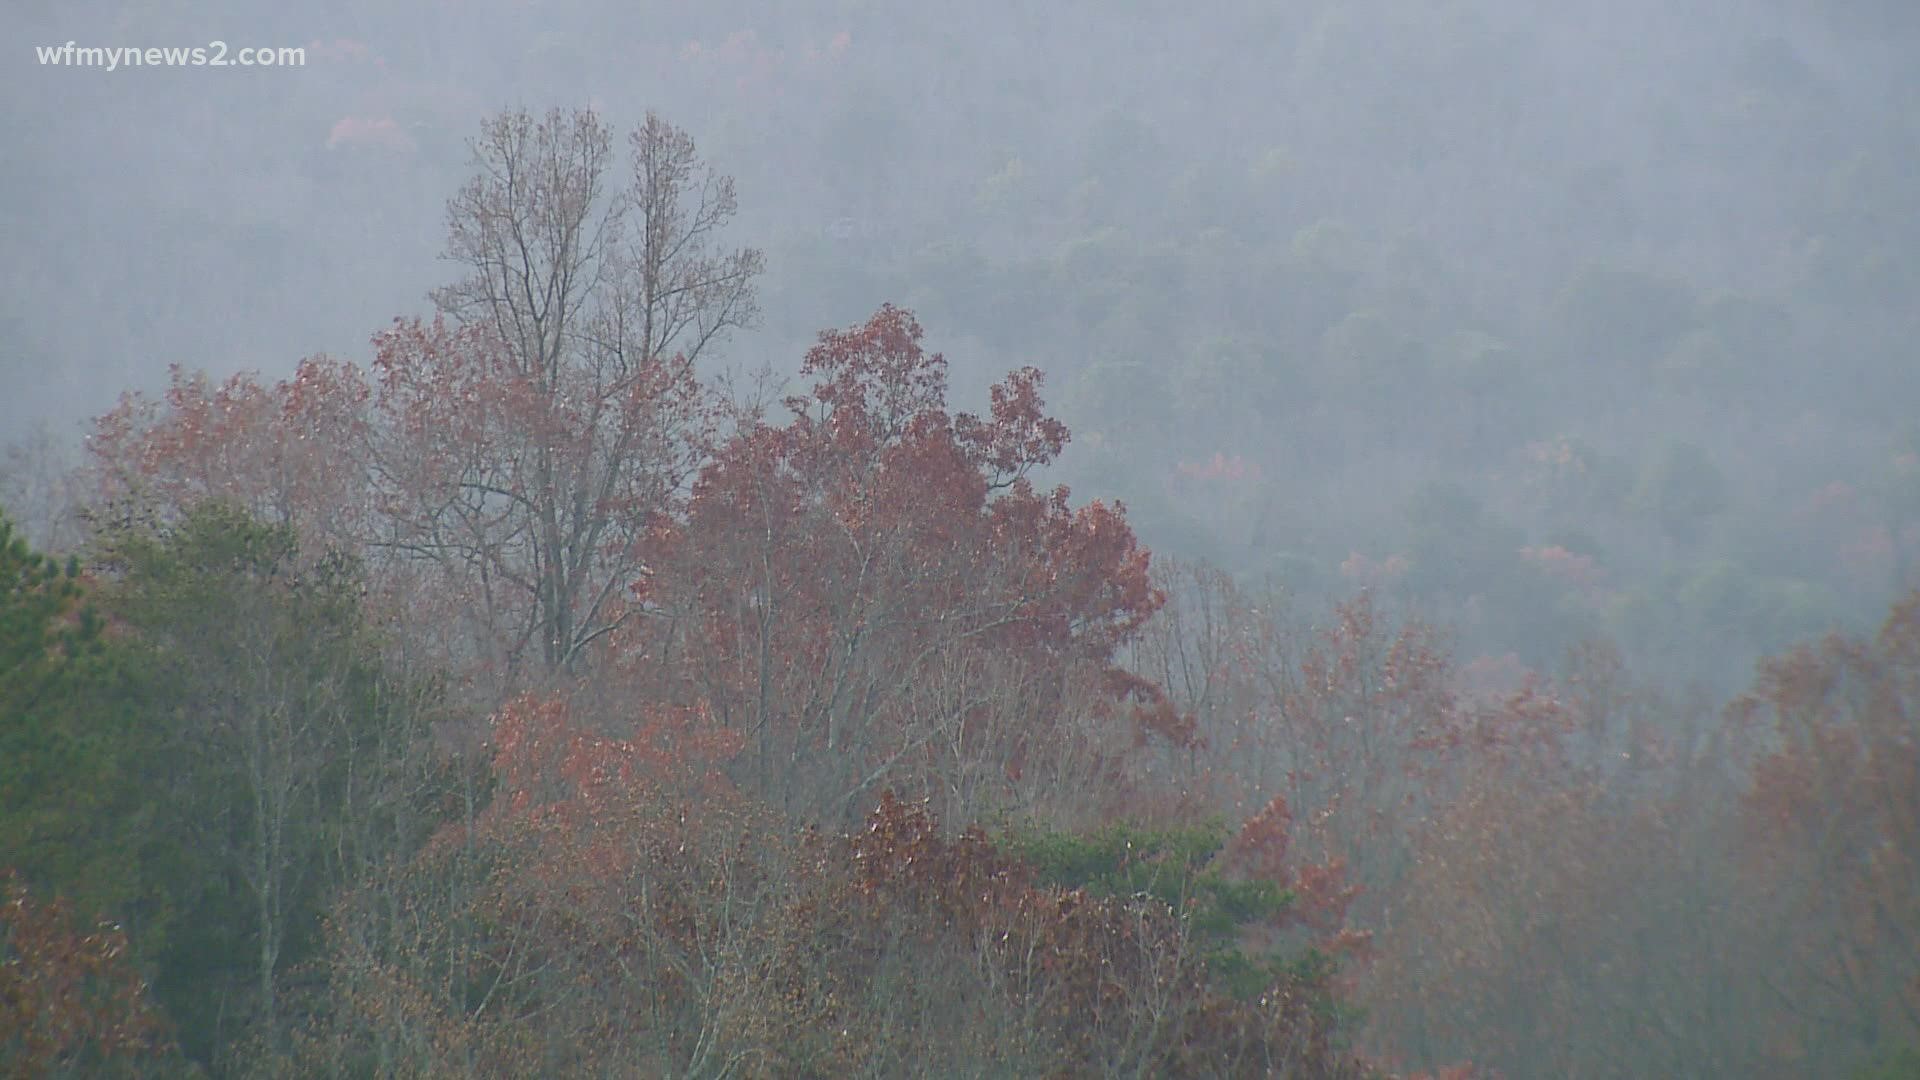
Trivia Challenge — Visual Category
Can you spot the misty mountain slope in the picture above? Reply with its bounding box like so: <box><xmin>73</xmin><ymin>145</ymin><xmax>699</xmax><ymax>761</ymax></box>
<box><xmin>6</xmin><ymin>0</ymin><xmax>1917</xmax><ymax>690</ymax></box>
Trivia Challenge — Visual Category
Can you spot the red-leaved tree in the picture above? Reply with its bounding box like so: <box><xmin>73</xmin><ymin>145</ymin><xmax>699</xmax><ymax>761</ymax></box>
<box><xmin>1732</xmin><ymin>589</ymin><xmax>1920</xmax><ymax>1069</ymax></box>
<box><xmin>635</xmin><ymin>304</ymin><xmax>1175</xmax><ymax>825</ymax></box>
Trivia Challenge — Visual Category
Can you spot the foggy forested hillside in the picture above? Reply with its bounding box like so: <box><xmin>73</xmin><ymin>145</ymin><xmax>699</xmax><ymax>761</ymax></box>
<box><xmin>4</xmin><ymin>1</ymin><xmax>1919</xmax><ymax>1076</ymax></box>
<box><xmin>9</xmin><ymin>0</ymin><xmax>1920</xmax><ymax>691</ymax></box>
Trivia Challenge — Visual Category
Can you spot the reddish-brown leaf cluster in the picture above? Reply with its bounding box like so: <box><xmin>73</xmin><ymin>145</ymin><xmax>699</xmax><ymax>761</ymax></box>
<box><xmin>1731</xmin><ymin>589</ymin><xmax>1920</xmax><ymax>1051</ymax></box>
<box><xmin>297</xmin><ymin>704</ymin><xmax>1377</xmax><ymax>1077</ymax></box>
<box><xmin>636</xmin><ymin>305</ymin><xmax>1171</xmax><ymax>823</ymax></box>
<box><xmin>0</xmin><ymin>871</ymin><xmax>173</xmax><ymax>1075</ymax></box>
<box><xmin>87</xmin><ymin>358</ymin><xmax>375</xmax><ymax>552</ymax></box>
<box><xmin>1223</xmin><ymin>796</ymin><xmax>1361</xmax><ymax>943</ymax></box>
<box><xmin>842</xmin><ymin>791</ymin><xmax>1367</xmax><ymax>1078</ymax></box>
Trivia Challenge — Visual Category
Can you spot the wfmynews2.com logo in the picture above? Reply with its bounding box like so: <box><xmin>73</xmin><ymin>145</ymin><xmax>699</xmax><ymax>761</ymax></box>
<box><xmin>36</xmin><ymin>41</ymin><xmax>307</xmax><ymax>70</ymax></box>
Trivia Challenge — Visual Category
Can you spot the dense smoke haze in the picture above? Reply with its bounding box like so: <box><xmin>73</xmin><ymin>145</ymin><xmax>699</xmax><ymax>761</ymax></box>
<box><xmin>3</xmin><ymin>1</ymin><xmax>1918</xmax><ymax>1076</ymax></box>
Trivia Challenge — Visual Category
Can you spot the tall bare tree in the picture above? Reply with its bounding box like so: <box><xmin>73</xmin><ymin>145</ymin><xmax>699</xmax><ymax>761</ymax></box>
<box><xmin>370</xmin><ymin>107</ymin><xmax>763</xmax><ymax>687</ymax></box>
